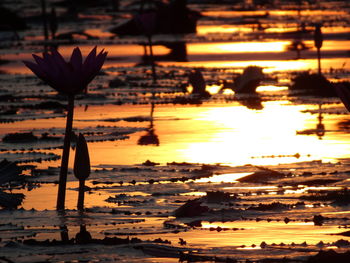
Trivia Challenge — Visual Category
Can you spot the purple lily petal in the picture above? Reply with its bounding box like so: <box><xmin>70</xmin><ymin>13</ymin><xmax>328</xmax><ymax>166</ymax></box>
<box><xmin>85</xmin><ymin>50</ymin><xmax>107</xmax><ymax>84</ymax></box>
<box><xmin>38</xmin><ymin>53</ymin><xmax>59</xmax><ymax>79</ymax></box>
<box><xmin>24</xmin><ymin>46</ymin><xmax>107</xmax><ymax>95</ymax></box>
<box><xmin>89</xmin><ymin>49</ymin><xmax>107</xmax><ymax>74</ymax></box>
<box><xmin>70</xmin><ymin>47</ymin><xmax>83</xmax><ymax>72</ymax></box>
<box><xmin>51</xmin><ymin>49</ymin><xmax>68</xmax><ymax>66</ymax></box>
<box><xmin>50</xmin><ymin>50</ymin><xmax>70</xmax><ymax>75</ymax></box>
<box><xmin>90</xmin><ymin>52</ymin><xmax>107</xmax><ymax>80</ymax></box>
<box><xmin>23</xmin><ymin>60</ymin><xmax>48</xmax><ymax>80</ymax></box>
<box><xmin>81</xmin><ymin>48</ymin><xmax>97</xmax><ymax>80</ymax></box>
<box><xmin>33</xmin><ymin>54</ymin><xmax>54</xmax><ymax>77</ymax></box>
<box><xmin>83</xmin><ymin>46</ymin><xmax>97</xmax><ymax>69</ymax></box>
<box><xmin>41</xmin><ymin>53</ymin><xmax>58</xmax><ymax>74</ymax></box>
<box><xmin>32</xmin><ymin>54</ymin><xmax>46</xmax><ymax>68</ymax></box>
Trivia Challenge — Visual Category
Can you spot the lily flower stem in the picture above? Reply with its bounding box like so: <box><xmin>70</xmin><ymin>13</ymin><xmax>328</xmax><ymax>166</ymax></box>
<box><xmin>56</xmin><ymin>95</ymin><xmax>75</xmax><ymax>210</ymax></box>
<box><xmin>317</xmin><ymin>47</ymin><xmax>321</xmax><ymax>75</ymax></box>
<box><xmin>41</xmin><ymin>0</ymin><xmax>49</xmax><ymax>49</ymax></box>
<box><xmin>77</xmin><ymin>179</ymin><xmax>85</xmax><ymax>211</ymax></box>
<box><xmin>147</xmin><ymin>35</ymin><xmax>157</xmax><ymax>84</ymax></box>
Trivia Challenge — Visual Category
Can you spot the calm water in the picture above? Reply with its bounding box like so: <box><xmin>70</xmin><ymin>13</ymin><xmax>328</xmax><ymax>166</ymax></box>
<box><xmin>1</xmin><ymin>1</ymin><xmax>350</xmax><ymax>262</ymax></box>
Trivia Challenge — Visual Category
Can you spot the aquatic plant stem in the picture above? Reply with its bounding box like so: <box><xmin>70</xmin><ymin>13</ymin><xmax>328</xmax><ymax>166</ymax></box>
<box><xmin>314</xmin><ymin>25</ymin><xmax>323</xmax><ymax>75</ymax></box>
<box><xmin>147</xmin><ymin>35</ymin><xmax>157</xmax><ymax>84</ymax></box>
<box><xmin>317</xmin><ymin>47</ymin><xmax>321</xmax><ymax>75</ymax></box>
<box><xmin>41</xmin><ymin>0</ymin><xmax>49</xmax><ymax>50</ymax></box>
<box><xmin>77</xmin><ymin>179</ymin><xmax>85</xmax><ymax>211</ymax></box>
<box><xmin>56</xmin><ymin>95</ymin><xmax>75</xmax><ymax>210</ymax></box>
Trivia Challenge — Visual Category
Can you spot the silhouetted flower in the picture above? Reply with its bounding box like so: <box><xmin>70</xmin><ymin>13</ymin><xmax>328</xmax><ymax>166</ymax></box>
<box><xmin>74</xmin><ymin>133</ymin><xmax>90</xmax><ymax>180</ymax></box>
<box><xmin>74</xmin><ymin>133</ymin><xmax>90</xmax><ymax>211</ymax></box>
<box><xmin>23</xmin><ymin>47</ymin><xmax>107</xmax><ymax>95</ymax></box>
<box><xmin>23</xmin><ymin>46</ymin><xmax>107</xmax><ymax>210</ymax></box>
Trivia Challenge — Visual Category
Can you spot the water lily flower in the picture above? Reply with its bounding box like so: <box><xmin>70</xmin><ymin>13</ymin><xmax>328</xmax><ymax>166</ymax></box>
<box><xmin>23</xmin><ymin>47</ymin><xmax>107</xmax><ymax>210</ymax></box>
<box><xmin>23</xmin><ymin>46</ymin><xmax>107</xmax><ymax>95</ymax></box>
<box><xmin>74</xmin><ymin>133</ymin><xmax>90</xmax><ymax>211</ymax></box>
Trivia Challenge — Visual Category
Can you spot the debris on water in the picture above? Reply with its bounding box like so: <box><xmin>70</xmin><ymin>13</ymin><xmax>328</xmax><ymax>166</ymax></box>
<box><xmin>142</xmin><ymin>160</ymin><xmax>160</xmax><ymax>166</ymax></box>
<box><xmin>221</xmin><ymin>66</ymin><xmax>265</xmax><ymax>94</ymax></box>
<box><xmin>23</xmin><ymin>235</ymin><xmax>141</xmax><ymax>246</ymax></box>
<box><xmin>313</xmin><ymin>215</ymin><xmax>325</xmax><ymax>226</ymax></box>
<box><xmin>2</xmin><ymin>132</ymin><xmax>38</xmax><ymax>143</ymax></box>
<box><xmin>188</xmin><ymin>69</ymin><xmax>211</xmax><ymax>98</ymax></box>
<box><xmin>174</xmin><ymin>199</ymin><xmax>209</xmax><ymax>218</ymax></box>
<box><xmin>0</xmin><ymin>191</ymin><xmax>24</xmax><ymax>209</ymax></box>
<box><xmin>205</xmin><ymin>191</ymin><xmax>237</xmax><ymax>204</ymax></box>
<box><xmin>237</xmin><ymin>167</ymin><xmax>286</xmax><ymax>183</ymax></box>
<box><xmin>300</xmin><ymin>188</ymin><xmax>350</xmax><ymax>205</ymax></box>
<box><xmin>290</xmin><ymin>72</ymin><xmax>336</xmax><ymax>97</ymax></box>
<box><xmin>307</xmin><ymin>249</ymin><xmax>350</xmax><ymax>263</ymax></box>
<box><xmin>0</xmin><ymin>159</ymin><xmax>23</xmax><ymax>185</ymax></box>
<box><xmin>247</xmin><ymin>202</ymin><xmax>289</xmax><ymax>211</ymax></box>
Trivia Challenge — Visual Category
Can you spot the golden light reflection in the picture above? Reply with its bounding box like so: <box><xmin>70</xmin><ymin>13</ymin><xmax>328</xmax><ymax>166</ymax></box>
<box><xmin>199</xmin><ymin>24</ymin><xmax>350</xmax><ymax>35</ymax></box>
<box><xmin>177</xmin><ymin>101</ymin><xmax>350</xmax><ymax>166</ymax></box>
<box><xmin>197</xmin><ymin>25</ymin><xmax>252</xmax><ymax>35</ymax></box>
<box><xmin>193</xmin><ymin>172</ymin><xmax>252</xmax><ymax>183</ymax></box>
<box><xmin>223</xmin><ymin>186</ymin><xmax>277</xmax><ymax>190</ymax></box>
<box><xmin>284</xmin><ymin>186</ymin><xmax>342</xmax><ymax>195</ymax></box>
<box><xmin>3</xmin><ymin>41</ymin><xmax>350</xmax><ymax>75</ymax></box>
<box><xmin>188</xmin><ymin>42</ymin><xmax>287</xmax><ymax>54</ymax></box>
<box><xmin>301</xmin><ymin>40</ymin><xmax>350</xmax><ymax>51</ymax></box>
<box><xmin>12</xmin><ymin>181</ymin><xmax>114</xmax><ymax>211</ymax></box>
<box><xmin>202</xmin><ymin>11</ymin><xmax>269</xmax><ymax>17</ymax></box>
<box><xmin>3</xmin><ymin>102</ymin><xmax>350</xmax><ymax>169</ymax></box>
<box><xmin>84</xmin><ymin>29</ymin><xmax>115</xmax><ymax>38</ymax></box>
<box><xmin>256</xmin><ymin>85</ymin><xmax>288</xmax><ymax>92</ymax></box>
<box><xmin>143</xmin><ymin>220</ymin><xmax>346</xmax><ymax>248</ymax></box>
<box><xmin>202</xmin><ymin>10</ymin><xmax>347</xmax><ymax>17</ymax></box>
<box><xmin>180</xmin><ymin>192</ymin><xmax>206</xmax><ymax>196</ymax></box>
<box><xmin>206</xmin><ymin>85</ymin><xmax>234</xmax><ymax>94</ymax></box>
<box><xmin>162</xmin><ymin>58</ymin><xmax>350</xmax><ymax>73</ymax></box>
<box><xmin>180</xmin><ymin>101</ymin><xmax>304</xmax><ymax>165</ymax></box>
<box><xmin>272</xmin><ymin>10</ymin><xmax>347</xmax><ymax>16</ymax></box>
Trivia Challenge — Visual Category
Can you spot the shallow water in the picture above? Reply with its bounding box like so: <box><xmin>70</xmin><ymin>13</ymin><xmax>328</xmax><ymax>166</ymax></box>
<box><xmin>3</xmin><ymin>100</ymin><xmax>349</xmax><ymax>168</ymax></box>
<box><xmin>1</xmin><ymin>0</ymin><xmax>350</xmax><ymax>262</ymax></box>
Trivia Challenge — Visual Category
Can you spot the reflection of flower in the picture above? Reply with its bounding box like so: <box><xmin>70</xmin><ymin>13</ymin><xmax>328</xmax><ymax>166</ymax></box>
<box><xmin>23</xmin><ymin>47</ymin><xmax>107</xmax><ymax>95</ymax></box>
<box><xmin>138</xmin><ymin>128</ymin><xmax>159</xmax><ymax>146</ymax></box>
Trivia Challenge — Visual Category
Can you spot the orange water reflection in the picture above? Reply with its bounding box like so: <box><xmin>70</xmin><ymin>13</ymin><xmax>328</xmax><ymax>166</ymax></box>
<box><xmin>193</xmin><ymin>172</ymin><xmax>252</xmax><ymax>183</ymax></box>
<box><xmin>13</xmin><ymin>181</ymin><xmax>113</xmax><ymax>210</ymax></box>
<box><xmin>163</xmin><ymin>58</ymin><xmax>350</xmax><ymax>73</ymax></box>
<box><xmin>202</xmin><ymin>10</ymin><xmax>347</xmax><ymax>18</ymax></box>
<box><xmin>188</xmin><ymin>41</ymin><xmax>287</xmax><ymax>53</ymax></box>
<box><xmin>3</xmin><ymin>40</ymin><xmax>350</xmax><ymax>75</ymax></box>
<box><xmin>139</xmin><ymin>220</ymin><xmax>346</xmax><ymax>248</ymax></box>
<box><xmin>6</xmin><ymin>100</ymin><xmax>349</xmax><ymax>171</ymax></box>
